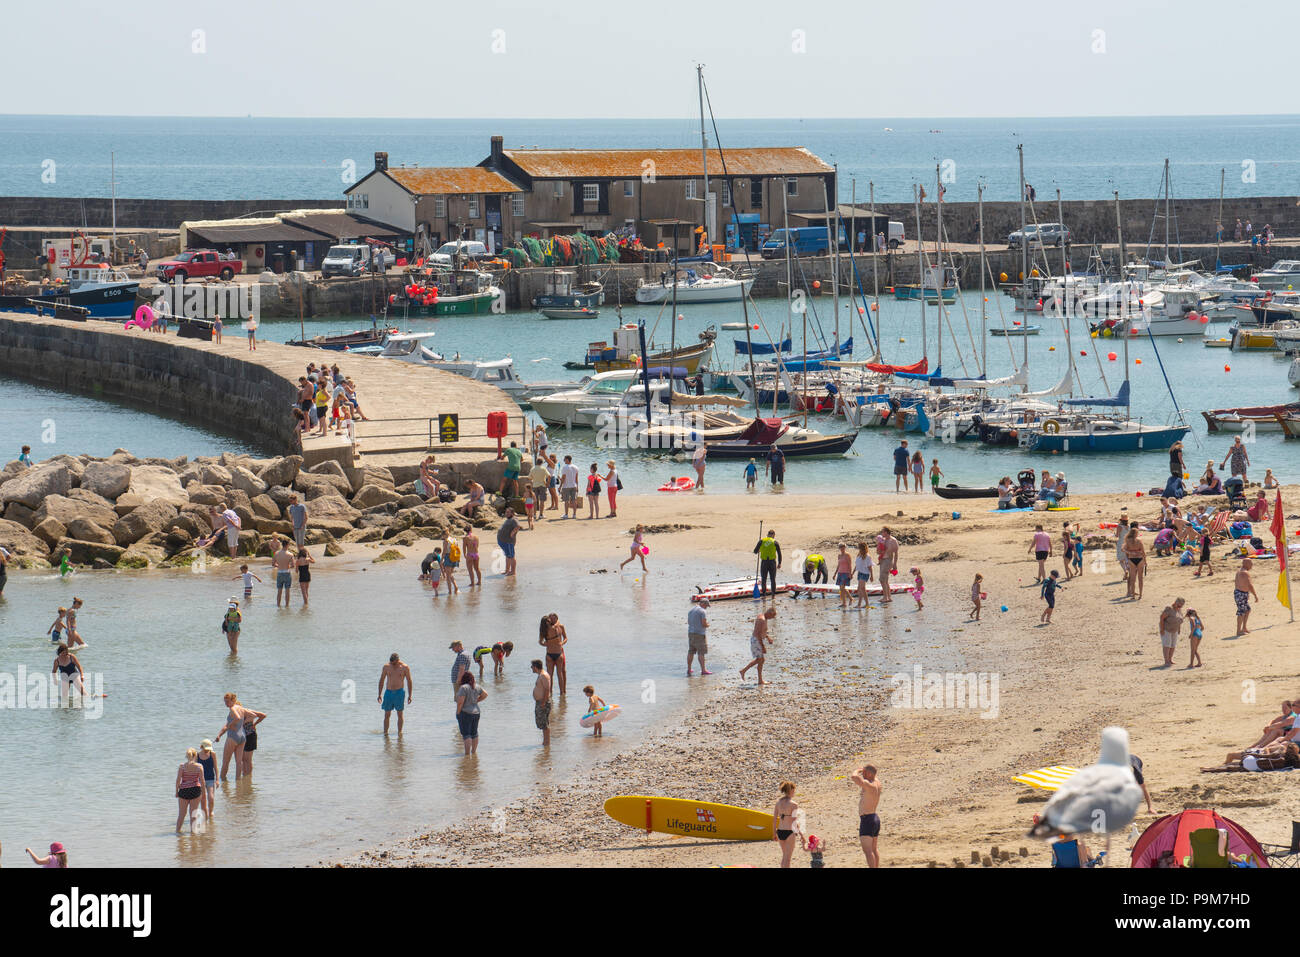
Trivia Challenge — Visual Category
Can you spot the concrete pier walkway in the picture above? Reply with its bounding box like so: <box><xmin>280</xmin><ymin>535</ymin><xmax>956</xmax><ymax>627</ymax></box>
<box><xmin>0</xmin><ymin>312</ymin><xmax>525</xmax><ymax>469</ymax></box>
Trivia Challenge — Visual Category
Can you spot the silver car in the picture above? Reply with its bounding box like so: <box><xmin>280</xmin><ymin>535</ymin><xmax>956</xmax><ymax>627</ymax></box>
<box><xmin>1008</xmin><ymin>222</ymin><xmax>1071</xmax><ymax>248</ymax></box>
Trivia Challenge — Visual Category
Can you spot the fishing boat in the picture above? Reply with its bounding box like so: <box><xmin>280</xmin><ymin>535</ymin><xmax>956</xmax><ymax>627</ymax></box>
<box><xmin>531</xmin><ymin>269</ymin><xmax>603</xmax><ymax>309</ymax></box>
<box><xmin>397</xmin><ymin>269</ymin><xmax>501</xmax><ymax>316</ymax></box>
<box><xmin>634</xmin><ymin>264</ymin><xmax>754</xmax><ymax>304</ymax></box>
<box><xmin>287</xmin><ymin>315</ymin><xmax>396</xmax><ymax>351</ymax></box>
<box><xmin>540</xmin><ymin>306</ymin><xmax>598</xmax><ymax>320</ymax></box>
<box><xmin>933</xmin><ymin>484</ymin><xmax>998</xmax><ymax>499</ymax></box>
<box><xmin>892</xmin><ymin>264</ymin><xmax>957</xmax><ymax>303</ymax></box>
<box><xmin>1229</xmin><ymin>323</ymin><xmax>1282</xmax><ymax>352</ymax></box>
<box><xmin>0</xmin><ymin>266</ymin><xmax>139</xmax><ymax>320</ymax></box>
<box><xmin>1202</xmin><ymin>402</ymin><xmax>1300</xmax><ymax>433</ymax></box>
<box><xmin>567</xmin><ymin>322</ymin><xmax>716</xmax><ymax>375</ymax></box>
<box><xmin>698</xmin><ymin>416</ymin><xmax>857</xmax><ymax>458</ymax></box>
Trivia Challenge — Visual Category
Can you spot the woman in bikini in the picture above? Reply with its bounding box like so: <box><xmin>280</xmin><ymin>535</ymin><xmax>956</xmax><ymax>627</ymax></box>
<box><xmin>463</xmin><ymin>530</ymin><xmax>481</xmax><ymax>587</ymax></box>
<box><xmin>538</xmin><ymin>613</ymin><xmax>568</xmax><ymax>695</ymax></box>
<box><xmin>175</xmin><ymin>748</ymin><xmax>205</xmax><ymax>832</ymax></box>
<box><xmin>214</xmin><ymin>692</ymin><xmax>249</xmax><ymax>781</ymax></box>
<box><xmin>51</xmin><ymin>643</ymin><xmax>91</xmax><ymax>698</ymax></box>
<box><xmin>773</xmin><ymin>781</ymin><xmax>803</xmax><ymax>868</ymax></box>
<box><xmin>1122</xmin><ymin>528</ymin><xmax>1147</xmax><ymax>600</ymax></box>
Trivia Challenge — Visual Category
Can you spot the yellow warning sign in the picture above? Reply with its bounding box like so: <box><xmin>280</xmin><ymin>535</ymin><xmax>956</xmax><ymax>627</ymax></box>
<box><xmin>438</xmin><ymin>413</ymin><xmax>459</xmax><ymax>443</ymax></box>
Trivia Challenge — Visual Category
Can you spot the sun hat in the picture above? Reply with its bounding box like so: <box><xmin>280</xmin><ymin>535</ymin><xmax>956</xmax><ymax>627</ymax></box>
<box><xmin>200</xmin><ymin>739</ymin><xmax>215</xmax><ymax>753</ymax></box>
<box><xmin>49</xmin><ymin>842</ymin><xmax>65</xmax><ymax>854</ymax></box>
<box><xmin>228</xmin><ymin>598</ymin><xmax>238</xmax><ymax>607</ymax></box>
<box><xmin>449</xmin><ymin>640</ymin><xmax>462</xmax><ymax>650</ymax></box>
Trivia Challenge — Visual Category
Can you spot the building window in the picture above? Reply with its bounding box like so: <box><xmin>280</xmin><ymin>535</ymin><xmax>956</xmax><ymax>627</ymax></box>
<box><xmin>468</xmin><ymin>195</ymin><xmax>480</xmax><ymax>218</ymax></box>
<box><xmin>751</xmin><ymin>179</ymin><xmax>763</xmax><ymax>209</ymax></box>
<box><xmin>582</xmin><ymin>183</ymin><xmax>599</xmax><ymax>203</ymax></box>
<box><xmin>623</xmin><ymin>181</ymin><xmax>634</xmax><ymax>198</ymax></box>
<box><xmin>554</xmin><ymin>181</ymin><xmax>564</xmax><ymax>198</ymax></box>
<box><xmin>786</xmin><ymin>178</ymin><xmax>798</xmax><ymax>197</ymax></box>
<box><xmin>685</xmin><ymin>179</ymin><xmax>697</xmax><ymax>200</ymax></box>
<box><xmin>511</xmin><ymin>193</ymin><xmax>524</xmax><ymax>216</ymax></box>
<box><xmin>434</xmin><ymin>196</ymin><xmax>447</xmax><ymax>218</ymax></box>
<box><xmin>721</xmin><ymin>181</ymin><xmax>731</xmax><ymax>208</ymax></box>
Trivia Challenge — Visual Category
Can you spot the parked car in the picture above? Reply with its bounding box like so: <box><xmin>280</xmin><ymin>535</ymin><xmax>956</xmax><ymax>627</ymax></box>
<box><xmin>320</xmin><ymin>244</ymin><xmax>374</xmax><ymax>278</ymax></box>
<box><xmin>1008</xmin><ymin>222</ymin><xmax>1071</xmax><ymax>248</ymax></box>
<box><xmin>155</xmin><ymin>249</ymin><xmax>243</xmax><ymax>282</ymax></box>
<box><xmin>428</xmin><ymin>241</ymin><xmax>489</xmax><ymax>266</ymax></box>
<box><xmin>760</xmin><ymin>226</ymin><xmax>846</xmax><ymax>259</ymax></box>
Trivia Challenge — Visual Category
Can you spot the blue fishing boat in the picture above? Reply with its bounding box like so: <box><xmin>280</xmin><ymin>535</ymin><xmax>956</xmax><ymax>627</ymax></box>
<box><xmin>0</xmin><ymin>267</ymin><xmax>139</xmax><ymax>320</ymax></box>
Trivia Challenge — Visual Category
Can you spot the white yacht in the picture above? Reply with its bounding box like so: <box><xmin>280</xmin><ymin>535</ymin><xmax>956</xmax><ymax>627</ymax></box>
<box><xmin>1251</xmin><ymin>260</ymin><xmax>1300</xmax><ymax>291</ymax></box>
<box><xmin>634</xmin><ymin>265</ymin><xmax>754</xmax><ymax>304</ymax></box>
<box><xmin>529</xmin><ymin>370</ymin><xmax>645</xmax><ymax>425</ymax></box>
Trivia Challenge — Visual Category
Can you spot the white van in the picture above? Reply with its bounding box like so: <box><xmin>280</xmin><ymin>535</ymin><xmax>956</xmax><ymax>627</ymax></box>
<box><xmin>886</xmin><ymin>221</ymin><xmax>905</xmax><ymax>249</ymax></box>
<box><xmin>428</xmin><ymin>241</ymin><xmax>489</xmax><ymax>266</ymax></box>
<box><xmin>320</xmin><ymin>244</ymin><xmax>371</xmax><ymax>278</ymax></box>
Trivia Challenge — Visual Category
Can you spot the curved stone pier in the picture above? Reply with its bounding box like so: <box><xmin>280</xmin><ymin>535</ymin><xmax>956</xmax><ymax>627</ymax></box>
<box><xmin>0</xmin><ymin>312</ymin><xmax>520</xmax><ymax>467</ymax></box>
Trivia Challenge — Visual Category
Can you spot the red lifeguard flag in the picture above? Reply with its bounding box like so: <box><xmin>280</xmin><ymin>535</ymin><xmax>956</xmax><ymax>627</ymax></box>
<box><xmin>1271</xmin><ymin>490</ymin><xmax>1291</xmax><ymax>610</ymax></box>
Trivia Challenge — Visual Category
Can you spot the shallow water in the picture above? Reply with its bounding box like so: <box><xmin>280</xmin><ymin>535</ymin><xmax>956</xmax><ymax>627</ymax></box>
<box><xmin>0</xmin><ymin>552</ymin><xmax>727</xmax><ymax>866</ymax></box>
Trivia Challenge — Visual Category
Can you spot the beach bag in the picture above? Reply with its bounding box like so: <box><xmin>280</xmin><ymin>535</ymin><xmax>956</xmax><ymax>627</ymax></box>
<box><xmin>438</xmin><ymin>487</ymin><xmax>455</xmax><ymax>503</ymax></box>
<box><xmin>616</xmin><ymin>476</ymin><xmax>623</xmax><ymax>491</ymax></box>
<box><xmin>590</xmin><ymin>476</ymin><xmax>601</xmax><ymax>495</ymax></box>
<box><xmin>221</xmin><ymin>617</ymin><xmax>228</xmax><ymax>633</ymax></box>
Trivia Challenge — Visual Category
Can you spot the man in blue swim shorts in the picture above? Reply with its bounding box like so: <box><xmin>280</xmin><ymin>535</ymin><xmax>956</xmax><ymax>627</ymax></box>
<box><xmin>851</xmin><ymin>764</ymin><xmax>882</xmax><ymax>868</ymax></box>
<box><xmin>378</xmin><ymin>652</ymin><xmax>412</xmax><ymax>735</ymax></box>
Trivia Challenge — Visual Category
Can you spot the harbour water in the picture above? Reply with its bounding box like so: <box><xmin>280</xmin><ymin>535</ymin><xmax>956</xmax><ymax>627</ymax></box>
<box><xmin>2</xmin><ymin>288</ymin><xmax>1298</xmax><ymax>494</ymax></box>
<box><xmin>4</xmin><ymin>114</ymin><xmax>1300</xmax><ymax>203</ymax></box>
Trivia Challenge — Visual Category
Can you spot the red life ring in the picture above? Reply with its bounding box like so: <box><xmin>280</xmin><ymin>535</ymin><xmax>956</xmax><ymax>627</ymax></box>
<box><xmin>254</xmin><ymin>247</ymin><xmax>265</xmax><ymax>258</ymax></box>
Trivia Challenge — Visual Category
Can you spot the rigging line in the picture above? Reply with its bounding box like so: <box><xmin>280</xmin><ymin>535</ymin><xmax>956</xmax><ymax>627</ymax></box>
<box><xmin>938</xmin><ymin>220</ymin><xmax>982</xmax><ymax>373</ymax></box>
<box><xmin>984</xmin><ymin>256</ymin><xmax>1020</xmax><ymax>369</ymax></box>
<box><xmin>916</xmin><ymin>227</ymin><xmax>970</xmax><ymax>377</ymax></box>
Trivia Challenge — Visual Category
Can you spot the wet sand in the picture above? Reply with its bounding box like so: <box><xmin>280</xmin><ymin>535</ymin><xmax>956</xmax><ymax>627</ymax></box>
<box><xmin>333</xmin><ymin>487</ymin><xmax>1300</xmax><ymax>868</ymax></box>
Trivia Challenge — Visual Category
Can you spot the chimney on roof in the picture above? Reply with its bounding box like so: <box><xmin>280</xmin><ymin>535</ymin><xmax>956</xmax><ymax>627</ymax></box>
<box><xmin>489</xmin><ymin>135</ymin><xmax>504</xmax><ymax>166</ymax></box>
<box><xmin>375</xmin><ymin>151</ymin><xmax>389</xmax><ymax>172</ymax></box>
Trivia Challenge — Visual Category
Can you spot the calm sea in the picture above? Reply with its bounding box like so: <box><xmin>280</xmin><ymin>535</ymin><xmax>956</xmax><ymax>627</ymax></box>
<box><xmin>3</xmin><ymin>114</ymin><xmax>1300</xmax><ymax>203</ymax></box>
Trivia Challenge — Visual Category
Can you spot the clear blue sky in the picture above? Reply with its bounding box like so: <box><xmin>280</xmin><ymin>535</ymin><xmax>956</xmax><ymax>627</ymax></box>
<box><xmin>17</xmin><ymin>0</ymin><xmax>1300</xmax><ymax>118</ymax></box>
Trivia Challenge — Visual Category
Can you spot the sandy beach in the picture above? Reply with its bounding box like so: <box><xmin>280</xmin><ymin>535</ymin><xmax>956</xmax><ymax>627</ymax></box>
<box><xmin>329</xmin><ymin>485</ymin><xmax>1300</xmax><ymax>868</ymax></box>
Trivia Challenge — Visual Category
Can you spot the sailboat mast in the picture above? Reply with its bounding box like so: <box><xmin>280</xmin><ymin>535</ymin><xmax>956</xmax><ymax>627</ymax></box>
<box><xmin>827</xmin><ymin>165</ymin><xmax>839</xmax><ymax>353</ymax></box>
<box><xmin>978</xmin><ymin>181</ymin><xmax>986</xmax><ymax>377</ymax></box>
<box><xmin>1017</xmin><ymin>144</ymin><xmax>1028</xmax><ymax>380</ymax></box>
<box><xmin>1114</xmin><ymin>189</ymin><xmax>1125</xmax><ymax>267</ymax></box>
<box><xmin>1217</xmin><ymin>167</ymin><xmax>1225</xmax><ymax>269</ymax></box>
<box><xmin>935</xmin><ymin>163</ymin><xmax>943</xmax><ymax>373</ymax></box>
<box><xmin>783</xmin><ymin>177</ymin><xmax>795</xmax><ymax>418</ymax></box>
<box><xmin>669</xmin><ymin>223</ymin><xmax>677</xmax><ymax>416</ymax></box>
<box><xmin>1163</xmin><ymin>158</ymin><xmax>1171</xmax><ymax>266</ymax></box>
<box><xmin>870</xmin><ymin>181</ymin><xmax>880</xmax><ymax>357</ymax></box>
<box><xmin>914</xmin><ymin>184</ymin><xmax>926</xmax><ymax>364</ymax></box>
<box><xmin>110</xmin><ymin>150</ymin><xmax>117</xmax><ymax>263</ymax></box>
<box><xmin>697</xmin><ymin>64</ymin><xmax>711</xmax><ymax>244</ymax></box>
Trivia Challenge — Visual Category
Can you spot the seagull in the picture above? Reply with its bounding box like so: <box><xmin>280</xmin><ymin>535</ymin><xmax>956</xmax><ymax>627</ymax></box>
<box><xmin>1028</xmin><ymin>727</ymin><xmax>1143</xmax><ymax>856</ymax></box>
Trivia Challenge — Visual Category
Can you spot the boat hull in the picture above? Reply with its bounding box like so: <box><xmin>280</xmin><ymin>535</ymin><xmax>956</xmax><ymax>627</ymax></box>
<box><xmin>0</xmin><ymin>282</ymin><xmax>140</xmax><ymax>320</ymax></box>
<box><xmin>703</xmin><ymin>432</ymin><xmax>857</xmax><ymax>459</ymax></box>
<box><xmin>1028</xmin><ymin>425</ymin><xmax>1189</xmax><ymax>453</ymax></box>
<box><xmin>933</xmin><ymin>485</ymin><xmax>998</xmax><ymax>499</ymax></box>
<box><xmin>634</xmin><ymin>278</ymin><xmax>753</xmax><ymax>304</ymax></box>
<box><xmin>893</xmin><ymin>285</ymin><xmax>956</xmax><ymax>303</ymax></box>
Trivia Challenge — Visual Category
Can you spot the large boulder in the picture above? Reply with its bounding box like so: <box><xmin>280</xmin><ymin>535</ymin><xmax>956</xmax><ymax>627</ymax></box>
<box><xmin>79</xmin><ymin>461</ymin><xmax>131</xmax><ymax>500</ymax></box>
<box><xmin>112</xmin><ymin>492</ymin><xmax>145</xmax><ymax>516</ymax></box>
<box><xmin>45</xmin><ymin>454</ymin><xmax>86</xmax><ymax>483</ymax></box>
<box><xmin>257</xmin><ymin>455</ymin><xmax>301</xmax><ymax>488</ymax></box>
<box><xmin>266</xmin><ymin>485</ymin><xmax>294</xmax><ymax>511</ymax></box>
<box><xmin>171</xmin><ymin>511</ymin><xmax>211</xmax><ymax>539</ymax></box>
<box><xmin>58</xmin><ymin>538</ymin><xmax>126</xmax><ymax>566</ymax></box>
<box><xmin>231</xmin><ymin>465</ymin><xmax>268</xmax><ymax>498</ymax></box>
<box><xmin>112</xmin><ymin>500</ymin><xmax>180</xmax><ymax>546</ymax></box>
<box><xmin>67</xmin><ymin>488</ymin><xmax>117</xmax><ymax>511</ymax></box>
<box><xmin>352</xmin><ymin>484</ymin><xmax>401</xmax><ymax>509</ymax></box>
<box><xmin>4</xmin><ymin>501</ymin><xmax>37</xmax><ymax>528</ymax></box>
<box><xmin>297</xmin><ymin>472</ymin><xmax>352</xmax><ymax>499</ymax></box>
<box><xmin>32</xmin><ymin>516</ymin><xmax>67</xmax><ymax>548</ymax></box>
<box><xmin>0</xmin><ymin>518</ymin><xmax>51</xmax><ymax>558</ymax></box>
<box><xmin>309</xmin><ymin>460</ymin><xmax>348</xmax><ymax>480</ymax></box>
<box><xmin>303</xmin><ymin>493</ymin><xmax>359</xmax><ymax>536</ymax></box>
<box><xmin>120</xmin><ymin>544</ymin><xmax>167</xmax><ymax>568</ymax></box>
<box><xmin>0</xmin><ymin>463</ymin><xmax>73</xmax><ymax>508</ymax></box>
<box><xmin>34</xmin><ymin>494</ymin><xmax>119</xmax><ymax>530</ymax></box>
<box><xmin>346</xmin><ymin>464</ymin><xmax>395</xmax><ymax>494</ymax></box>
<box><xmin>126</xmin><ymin>465</ymin><xmax>187</xmax><ymax>507</ymax></box>
<box><xmin>199</xmin><ymin>463</ymin><xmax>233</xmax><ymax>487</ymax></box>
<box><xmin>176</xmin><ymin>464</ymin><xmax>202</xmax><ymax>487</ymax></box>
<box><xmin>187</xmin><ymin>484</ymin><xmax>229</xmax><ymax>507</ymax></box>
<box><xmin>250</xmin><ymin>494</ymin><xmax>280</xmax><ymax>521</ymax></box>
<box><xmin>65</xmin><ymin>518</ymin><xmax>116</xmax><ymax>545</ymax></box>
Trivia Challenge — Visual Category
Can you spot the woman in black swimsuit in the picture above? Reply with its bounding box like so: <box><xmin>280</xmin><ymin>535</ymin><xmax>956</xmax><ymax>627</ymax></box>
<box><xmin>296</xmin><ymin>547</ymin><xmax>315</xmax><ymax>606</ymax></box>
<box><xmin>774</xmin><ymin>781</ymin><xmax>802</xmax><ymax>868</ymax></box>
<box><xmin>538</xmin><ymin>613</ymin><xmax>568</xmax><ymax>695</ymax></box>
<box><xmin>51</xmin><ymin>644</ymin><xmax>90</xmax><ymax>698</ymax></box>
<box><xmin>239</xmin><ymin>706</ymin><xmax>267</xmax><ymax>777</ymax></box>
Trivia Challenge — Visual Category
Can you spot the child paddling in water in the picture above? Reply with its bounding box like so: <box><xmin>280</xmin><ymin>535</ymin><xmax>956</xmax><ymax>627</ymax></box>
<box><xmin>910</xmin><ymin>567</ymin><xmax>924</xmax><ymax>609</ymax></box>
<box><xmin>583</xmin><ymin>685</ymin><xmax>608</xmax><ymax>737</ymax></box>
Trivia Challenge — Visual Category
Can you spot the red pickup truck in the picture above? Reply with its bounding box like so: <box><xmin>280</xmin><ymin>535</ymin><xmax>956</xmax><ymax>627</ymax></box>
<box><xmin>156</xmin><ymin>249</ymin><xmax>244</xmax><ymax>282</ymax></box>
